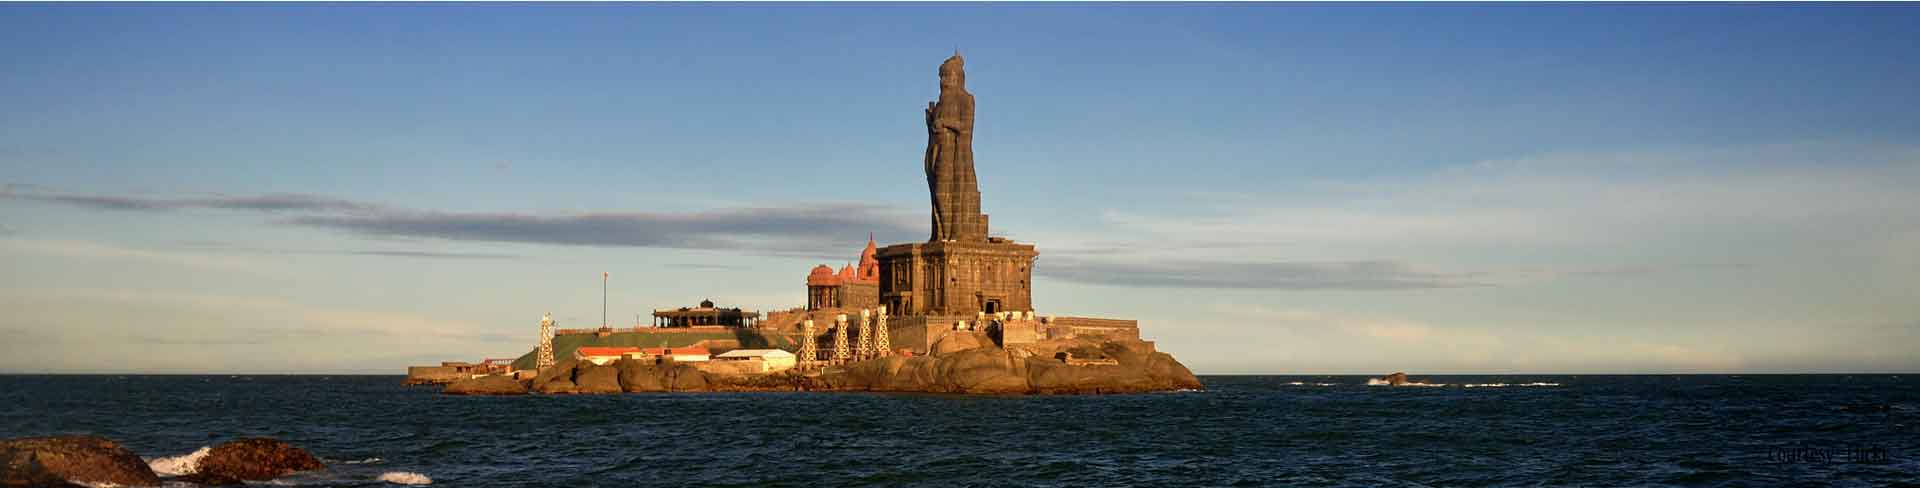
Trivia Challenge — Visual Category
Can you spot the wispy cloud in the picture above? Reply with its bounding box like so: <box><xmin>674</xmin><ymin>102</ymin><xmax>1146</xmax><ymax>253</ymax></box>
<box><xmin>6</xmin><ymin>188</ymin><xmax>379</xmax><ymax>213</ymax></box>
<box><xmin>283</xmin><ymin>204</ymin><xmax>918</xmax><ymax>258</ymax></box>
<box><xmin>172</xmin><ymin>241</ymin><xmax>520</xmax><ymax>260</ymax></box>
<box><xmin>1039</xmin><ymin>257</ymin><xmax>1486</xmax><ymax>290</ymax></box>
<box><xmin>7</xmin><ymin>185</ymin><xmax>918</xmax><ymax>258</ymax></box>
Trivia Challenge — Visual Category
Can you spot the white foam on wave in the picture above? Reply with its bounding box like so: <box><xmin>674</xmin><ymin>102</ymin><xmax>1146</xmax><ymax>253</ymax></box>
<box><xmin>1463</xmin><ymin>382</ymin><xmax>1562</xmax><ymax>388</ymax></box>
<box><xmin>378</xmin><ymin>471</ymin><xmax>433</xmax><ymax>485</ymax></box>
<box><xmin>1286</xmin><ymin>381</ymin><xmax>1339</xmax><ymax>386</ymax></box>
<box><xmin>342</xmin><ymin>457</ymin><xmax>385</xmax><ymax>465</ymax></box>
<box><xmin>1367</xmin><ymin>378</ymin><xmax>1446</xmax><ymax>387</ymax></box>
<box><xmin>146</xmin><ymin>446</ymin><xmax>210</xmax><ymax>476</ymax></box>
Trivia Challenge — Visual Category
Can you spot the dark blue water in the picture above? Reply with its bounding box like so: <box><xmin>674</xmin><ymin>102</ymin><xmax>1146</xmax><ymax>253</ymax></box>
<box><xmin>2</xmin><ymin>375</ymin><xmax>1915</xmax><ymax>486</ymax></box>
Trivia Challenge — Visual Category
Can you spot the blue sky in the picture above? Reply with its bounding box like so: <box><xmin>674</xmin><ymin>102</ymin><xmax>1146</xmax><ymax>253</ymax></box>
<box><xmin>3</xmin><ymin>3</ymin><xmax>1917</xmax><ymax>374</ymax></box>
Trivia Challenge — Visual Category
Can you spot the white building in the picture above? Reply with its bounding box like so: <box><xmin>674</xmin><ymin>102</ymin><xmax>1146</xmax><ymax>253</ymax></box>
<box><xmin>711</xmin><ymin>349</ymin><xmax>797</xmax><ymax>373</ymax></box>
<box><xmin>573</xmin><ymin>346</ymin><xmax>643</xmax><ymax>365</ymax></box>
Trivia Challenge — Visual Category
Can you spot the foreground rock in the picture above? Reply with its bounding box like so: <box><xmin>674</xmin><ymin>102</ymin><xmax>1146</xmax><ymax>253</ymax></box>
<box><xmin>178</xmin><ymin>438</ymin><xmax>323</xmax><ymax>485</ymax></box>
<box><xmin>0</xmin><ymin>436</ymin><xmax>160</xmax><ymax>487</ymax></box>
<box><xmin>443</xmin><ymin>375</ymin><xmax>529</xmax><ymax>396</ymax></box>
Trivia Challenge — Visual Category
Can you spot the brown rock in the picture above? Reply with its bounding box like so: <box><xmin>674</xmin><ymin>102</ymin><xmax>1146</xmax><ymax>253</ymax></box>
<box><xmin>615</xmin><ymin>359</ymin><xmax>667</xmax><ymax>392</ymax></box>
<box><xmin>572</xmin><ymin>363</ymin><xmax>622</xmax><ymax>394</ymax></box>
<box><xmin>930</xmin><ymin>331</ymin><xmax>986</xmax><ymax>356</ymax></box>
<box><xmin>939</xmin><ymin>348</ymin><xmax>1027</xmax><ymax>394</ymax></box>
<box><xmin>535</xmin><ymin>378</ymin><xmax>577</xmax><ymax>394</ymax></box>
<box><xmin>442</xmin><ymin>375</ymin><xmax>528</xmax><ymax>396</ymax></box>
<box><xmin>1384</xmin><ymin>372</ymin><xmax>1409</xmax><ymax>386</ymax></box>
<box><xmin>529</xmin><ymin>359</ymin><xmax>579</xmax><ymax>390</ymax></box>
<box><xmin>665</xmin><ymin>363</ymin><xmax>708</xmax><ymax>392</ymax></box>
<box><xmin>177</xmin><ymin>438</ymin><xmax>321</xmax><ymax>485</ymax></box>
<box><xmin>0</xmin><ymin>436</ymin><xmax>160</xmax><ymax>487</ymax></box>
<box><xmin>2</xmin><ymin>448</ymin><xmax>82</xmax><ymax>488</ymax></box>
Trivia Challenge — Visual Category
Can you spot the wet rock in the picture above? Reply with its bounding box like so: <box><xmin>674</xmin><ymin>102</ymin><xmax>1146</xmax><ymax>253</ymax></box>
<box><xmin>442</xmin><ymin>375</ymin><xmax>528</xmax><ymax>396</ymax></box>
<box><xmin>179</xmin><ymin>438</ymin><xmax>322</xmax><ymax>485</ymax></box>
<box><xmin>1383</xmin><ymin>372</ymin><xmax>1409</xmax><ymax>386</ymax></box>
<box><xmin>0</xmin><ymin>436</ymin><xmax>160</xmax><ymax>487</ymax></box>
<box><xmin>1</xmin><ymin>448</ymin><xmax>81</xmax><ymax>488</ymax></box>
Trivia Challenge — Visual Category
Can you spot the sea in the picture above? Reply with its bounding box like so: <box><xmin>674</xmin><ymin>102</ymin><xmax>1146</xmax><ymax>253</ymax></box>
<box><xmin>2</xmin><ymin>374</ymin><xmax>1914</xmax><ymax>487</ymax></box>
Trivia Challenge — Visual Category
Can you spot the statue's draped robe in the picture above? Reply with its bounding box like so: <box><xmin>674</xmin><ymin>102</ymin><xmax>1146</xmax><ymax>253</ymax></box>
<box><xmin>924</xmin><ymin>80</ymin><xmax>980</xmax><ymax>241</ymax></box>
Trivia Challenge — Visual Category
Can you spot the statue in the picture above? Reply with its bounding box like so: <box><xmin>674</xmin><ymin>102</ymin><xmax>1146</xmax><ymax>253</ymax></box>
<box><xmin>925</xmin><ymin>52</ymin><xmax>985</xmax><ymax>242</ymax></box>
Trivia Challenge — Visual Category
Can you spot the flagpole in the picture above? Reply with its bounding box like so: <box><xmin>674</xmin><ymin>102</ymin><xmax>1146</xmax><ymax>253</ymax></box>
<box><xmin>602</xmin><ymin>272</ymin><xmax>608</xmax><ymax>328</ymax></box>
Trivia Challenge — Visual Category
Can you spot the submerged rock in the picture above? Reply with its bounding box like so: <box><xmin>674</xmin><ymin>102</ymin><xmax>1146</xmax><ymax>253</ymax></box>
<box><xmin>179</xmin><ymin>438</ymin><xmax>323</xmax><ymax>485</ymax></box>
<box><xmin>0</xmin><ymin>435</ymin><xmax>161</xmax><ymax>487</ymax></box>
<box><xmin>442</xmin><ymin>375</ymin><xmax>528</xmax><ymax>396</ymax></box>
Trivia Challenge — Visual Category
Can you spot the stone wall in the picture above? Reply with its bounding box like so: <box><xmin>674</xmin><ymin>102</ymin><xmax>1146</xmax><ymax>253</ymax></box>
<box><xmin>883</xmin><ymin>315</ymin><xmax>967</xmax><ymax>355</ymax></box>
<box><xmin>404</xmin><ymin>366</ymin><xmax>471</xmax><ymax>385</ymax></box>
<box><xmin>839</xmin><ymin>282</ymin><xmax>879</xmax><ymax>310</ymax></box>
<box><xmin>1047</xmin><ymin>317</ymin><xmax>1141</xmax><ymax>341</ymax></box>
<box><xmin>1000</xmin><ymin>319</ymin><xmax>1041</xmax><ymax>346</ymax></box>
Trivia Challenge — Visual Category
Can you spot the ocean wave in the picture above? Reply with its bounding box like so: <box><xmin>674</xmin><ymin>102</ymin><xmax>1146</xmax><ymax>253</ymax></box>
<box><xmin>341</xmin><ymin>457</ymin><xmax>385</xmax><ymax>465</ymax></box>
<box><xmin>378</xmin><ymin>472</ymin><xmax>433</xmax><ymax>485</ymax></box>
<box><xmin>1285</xmin><ymin>382</ymin><xmax>1339</xmax><ymax>386</ymax></box>
<box><xmin>146</xmin><ymin>446</ymin><xmax>210</xmax><ymax>476</ymax></box>
<box><xmin>1366</xmin><ymin>379</ymin><xmax>1446</xmax><ymax>387</ymax></box>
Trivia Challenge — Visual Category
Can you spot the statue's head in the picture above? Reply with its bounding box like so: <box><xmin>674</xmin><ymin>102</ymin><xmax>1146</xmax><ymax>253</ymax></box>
<box><xmin>939</xmin><ymin>54</ymin><xmax>965</xmax><ymax>91</ymax></box>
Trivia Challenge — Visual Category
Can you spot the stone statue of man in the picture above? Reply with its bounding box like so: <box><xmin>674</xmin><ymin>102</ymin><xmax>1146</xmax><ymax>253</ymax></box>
<box><xmin>924</xmin><ymin>52</ymin><xmax>982</xmax><ymax>242</ymax></box>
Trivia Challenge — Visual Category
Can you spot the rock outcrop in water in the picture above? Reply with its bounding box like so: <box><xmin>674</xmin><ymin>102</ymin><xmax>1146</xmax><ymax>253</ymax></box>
<box><xmin>0</xmin><ymin>435</ymin><xmax>161</xmax><ymax>487</ymax></box>
<box><xmin>177</xmin><ymin>438</ymin><xmax>324</xmax><ymax>485</ymax></box>
<box><xmin>1</xmin><ymin>436</ymin><xmax>327</xmax><ymax>487</ymax></box>
<box><xmin>478</xmin><ymin>336</ymin><xmax>1202</xmax><ymax>396</ymax></box>
<box><xmin>1383</xmin><ymin>372</ymin><xmax>1410</xmax><ymax>386</ymax></box>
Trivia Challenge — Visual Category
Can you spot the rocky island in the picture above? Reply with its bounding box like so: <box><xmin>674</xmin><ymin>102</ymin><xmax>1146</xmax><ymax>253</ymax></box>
<box><xmin>422</xmin><ymin>53</ymin><xmax>1202</xmax><ymax>396</ymax></box>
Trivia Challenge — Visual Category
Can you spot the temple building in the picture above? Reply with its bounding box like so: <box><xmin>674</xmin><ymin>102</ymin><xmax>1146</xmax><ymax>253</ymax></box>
<box><xmin>651</xmin><ymin>299</ymin><xmax>763</xmax><ymax>328</ymax></box>
<box><xmin>805</xmin><ymin>236</ymin><xmax>881</xmax><ymax>310</ymax></box>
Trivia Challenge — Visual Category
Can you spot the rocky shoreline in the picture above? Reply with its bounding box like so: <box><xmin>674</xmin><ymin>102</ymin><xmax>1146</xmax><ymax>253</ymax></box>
<box><xmin>444</xmin><ymin>335</ymin><xmax>1202</xmax><ymax>396</ymax></box>
<box><xmin>1</xmin><ymin>436</ymin><xmax>326</xmax><ymax>487</ymax></box>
